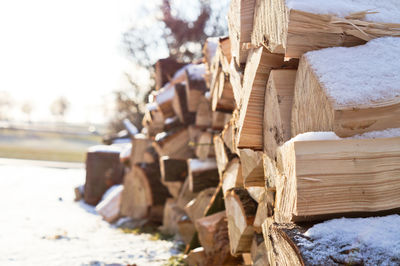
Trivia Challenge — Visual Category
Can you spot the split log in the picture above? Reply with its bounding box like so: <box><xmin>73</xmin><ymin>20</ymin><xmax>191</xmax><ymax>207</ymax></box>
<box><xmin>130</xmin><ymin>134</ymin><xmax>156</xmax><ymax>165</ymax></box>
<box><xmin>195</xmin><ymin>211</ymin><xmax>242</xmax><ymax>265</ymax></box>
<box><xmin>263</xmin><ymin>69</ymin><xmax>297</xmax><ymax>161</ymax></box>
<box><xmin>222</xmin><ymin>158</ymin><xmax>243</xmax><ymax>196</ymax></box>
<box><xmin>225</xmin><ymin>188</ymin><xmax>258</xmax><ymax>255</ymax></box>
<box><xmin>188</xmin><ymin>158</ymin><xmax>219</xmax><ymax>193</ymax></box>
<box><xmin>120</xmin><ymin>164</ymin><xmax>170</xmax><ymax>221</ymax></box>
<box><xmin>253</xmin><ymin>190</ymin><xmax>274</xmax><ymax>233</ymax></box>
<box><xmin>211</xmin><ymin>71</ymin><xmax>235</xmax><ymax>113</ymax></box>
<box><xmin>212</xmin><ymin>111</ymin><xmax>232</xmax><ymax>131</ymax></box>
<box><xmin>236</xmin><ymin>47</ymin><xmax>298</xmax><ymax>150</ymax></box>
<box><xmin>213</xmin><ymin>135</ymin><xmax>230</xmax><ymax>177</ymax></box>
<box><xmin>176</xmin><ymin>177</ymin><xmax>198</xmax><ymax>209</ymax></box>
<box><xmin>240</xmin><ymin>149</ymin><xmax>264</xmax><ymax>188</ymax></box>
<box><xmin>155</xmin><ymin>57</ymin><xmax>185</xmax><ymax>90</ymax></box>
<box><xmin>195</xmin><ymin>131</ymin><xmax>215</xmax><ymax>160</ymax></box>
<box><xmin>228</xmin><ymin>0</ymin><xmax>256</xmax><ymax>65</ymax></box>
<box><xmin>185</xmin><ymin>247</ymin><xmax>207</xmax><ymax>266</ymax></box>
<box><xmin>263</xmin><ymin>215</ymin><xmax>400</xmax><ymax>266</ymax></box>
<box><xmin>185</xmin><ymin>187</ymin><xmax>216</xmax><ymax>223</ymax></box>
<box><xmin>160</xmin><ymin>198</ymin><xmax>186</xmax><ymax>235</ymax></box>
<box><xmin>161</xmin><ymin>180</ymin><xmax>182</xmax><ymax>199</ymax></box>
<box><xmin>172</xmin><ymin>83</ymin><xmax>196</xmax><ymax>125</ymax></box>
<box><xmin>153</xmin><ymin>85</ymin><xmax>175</xmax><ymax>118</ymax></box>
<box><xmin>292</xmin><ymin>48</ymin><xmax>400</xmax><ymax>138</ymax></box>
<box><xmin>185</xmin><ymin>64</ymin><xmax>207</xmax><ymax>112</ymax></box>
<box><xmin>178</xmin><ymin>216</ymin><xmax>196</xmax><ymax>245</ymax></box>
<box><xmin>229</xmin><ymin>60</ymin><xmax>244</xmax><ymax>107</ymax></box>
<box><xmin>195</xmin><ymin>95</ymin><xmax>212</xmax><ymax>129</ymax></box>
<box><xmin>204</xmin><ymin>182</ymin><xmax>226</xmax><ymax>216</ymax></box>
<box><xmin>153</xmin><ymin>127</ymin><xmax>194</xmax><ymax>160</ymax></box>
<box><xmin>159</xmin><ymin>156</ymin><xmax>188</xmax><ymax>182</ymax></box>
<box><xmin>95</xmin><ymin>185</ymin><xmax>123</xmax><ymax>223</ymax></box>
<box><xmin>251</xmin><ymin>0</ymin><xmax>400</xmax><ymax>58</ymax></box>
<box><xmin>84</xmin><ymin>149</ymin><xmax>124</xmax><ymax>206</ymax></box>
<box><xmin>250</xmin><ymin>234</ymin><xmax>269</xmax><ymax>266</ymax></box>
<box><xmin>276</xmin><ymin>136</ymin><xmax>400</xmax><ymax>223</ymax></box>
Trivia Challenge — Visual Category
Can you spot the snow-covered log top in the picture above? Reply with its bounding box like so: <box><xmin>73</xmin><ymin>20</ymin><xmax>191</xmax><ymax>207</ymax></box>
<box><xmin>87</xmin><ymin>145</ymin><xmax>122</xmax><ymax>154</ymax></box>
<box><xmin>286</xmin><ymin>128</ymin><xmax>400</xmax><ymax>145</ymax></box>
<box><xmin>306</xmin><ymin>37</ymin><xmax>400</xmax><ymax>106</ymax></box>
<box><xmin>286</xmin><ymin>0</ymin><xmax>400</xmax><ymax>23</ymax></box>
<box><xmin>297</xmin><ymin>214</ymin><xmax>400</xmax><ymax>265</ymax></box>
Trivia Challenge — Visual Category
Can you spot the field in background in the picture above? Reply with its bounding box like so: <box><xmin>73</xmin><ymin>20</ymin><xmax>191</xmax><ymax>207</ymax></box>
<box><xmin>0</xmin><ymin>127</ymin><xmax>102</xmax><ymax>162</ymax></box>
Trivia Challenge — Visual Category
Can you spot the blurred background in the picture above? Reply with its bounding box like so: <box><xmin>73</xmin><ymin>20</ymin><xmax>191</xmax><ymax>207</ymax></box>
<box><xmin>0</xmin><ymin>0</ymin><xmax>229</xmax><ymax>163</ymax></box>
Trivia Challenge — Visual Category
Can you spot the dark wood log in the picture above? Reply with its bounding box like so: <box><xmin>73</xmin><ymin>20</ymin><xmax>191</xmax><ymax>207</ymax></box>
<box><xmin>159</xmin><ymin>156</ymin><xmax>188</xmax><ymax>182</ymax></box>
<box><xmin>188</xmin><ymin>159</ymin><xmax>220</xmax><ymax>193</ymax></box>
<box><xmin>84</xmin><ymin>150</ymin><xmax>124</xmax><ymax>206</ymax></box>
<box><xmin>172</xmin><ymin>83</ymin><xmax>196</xmax><ymax>125</ymax></box>
<box><xmin>155</xmin><ymin>57</ymin><xmax>185</xmax><ymax>90</ymax></box>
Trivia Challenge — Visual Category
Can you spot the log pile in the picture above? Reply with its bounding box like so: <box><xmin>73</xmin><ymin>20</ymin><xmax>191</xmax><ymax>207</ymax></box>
<box><xmin>83</xmin><ymin>1</ymin><xmax>400</xmax><ymax>265</ymax></box>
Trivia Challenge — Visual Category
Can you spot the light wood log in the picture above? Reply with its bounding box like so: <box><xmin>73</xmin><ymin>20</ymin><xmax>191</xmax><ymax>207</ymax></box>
<box><xmin>188</xmin><ymin>158</ymin><xmax>219</xmax><ymax>193</ymax></box>
<box><xmin>185</xmin><ymin>187</ymin><xmax>216</xmax><ymax>224</ymax></box>
<box><xmin>176</xmin><ymin>176</ymin><xmax>197</xmax><ymax>208</ymax></box>
<box><xmin>225</xmin><ymin>188</ymin><xmax>258</xmax><ymax>255</ymax></box>
<box><xmin>161</xmin><ymin>180</ymin><xmax>182</xmax><ymax>199</ymax></box>
<box><xmin>276</xmin><ymin>137</ymin><xmax>400</xmax><ymax>223</ymax></box>
<box><xmin>153</xmin><ymin>85</ymin><xmax>175</xmax><ymax>118</ymax></box>
<box><xmin>153</xmin><ymin>127</ymin><xmax>194</xmax><ymax>160</ymax></box>
<box><xmin>212</xmin><ymin>111</ymin><xmax>232</xmax><ymax>131</ymax></box>
<box><xmin>252</xmin><ymin>0</ymin><xmax>400</xmax><ymax>58</ymax></box>
<box><xmin>240</xmin><ymin>149</ymin><xmax>264</xmax><ymax>188</ymax></box>
<box><xmin>292</xmin><ymin>56</ymin><xmax>400</xmax><ymax>138</ymax></box>
<box><xmin>263</xmin><ymin>69</ymin><xmax>297</xmax><ymax>161</ymax></box>
<box><xmin>131</xmin><ymin>134</ymin><xmax>155</xmax><ymax>165</ymax></box>
<box><xmin>185</xmin><ymin>247</ymin><xmax>207</xmax><ymax>266</ymax></box>
<box><xmin>160</xmin><ymin>198</ymin><xmax>186</xmax><ymax>235</ymax></box>
<box><xmin>120</xmin><ymin>164</ymin><xmax>170</xmax><ymax>221</ymax></box>
<box><xmin>211</xmin><ymin>71</ymin><xmax>235</xmax><ymax>113</ymax></box>
<box><xmin>159</xmin><ymin>156</ymin><xmax>188</xmax><ymax>182</ymax></box>
<box><xmin>229</xmin><ymin>60</ymin><xmax>244</xmax><ymax>107</ymax></box>
<box><xmin>214</xmin><ymin>135</ymin><xmax>230</xmax><ymax>177</ymax></box>
<box><xmin>195</xmin><ymin>95</ymin><xmax>212</xmax><ymax>129</ymax></box>
<box><xmin>222</xmin><ymin>158</ymin><xmax>243</xmax><ymax>197</ymax></box>
<box><xmin>95</xmin><ymin>185</ymin><xmax>123</xmax><ymax>223</ymax></box>
<box><xmin>228</xmin><ymin>0</ymin><xmax>256</xmax><ymax>65</ymax></box>
<box><xmin>250</xmin><ymin>234</ymin><xmax>269</xmax><ymax>266</ymax></box>
<box><xmin>195</xmin><ymin>131</ymin><xmax>215</xmax><ymax>160</ymax></box>
<box><xmin>236</xmin><ymin>47</ymin><xmax>298</xmax><ymax>150</ymax></box>
<box><xmin>253</xmin><ymin>190</ymin><xmax>274</xmax><ymax>233</ymax></box>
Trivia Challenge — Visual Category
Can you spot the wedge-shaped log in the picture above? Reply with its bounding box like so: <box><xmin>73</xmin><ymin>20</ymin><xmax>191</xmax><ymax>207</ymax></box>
<box><xmin>228</xmin><ymin>0</ymin><xmax>256</xmax><ymax>65</ymax></box>
<box><xmin>240</xmin><ymin>149</ymin><xmax>264</xmax><ymax>188</ymax></box>
<box><xmin>120</xmin><ymin>164</ymin><xmax>170</xmax><ymax>221</ymax></box>
<box><xmin>195</xmin><ymin>131</ymin><xmax>215</xmax><ymax>160</ymax></box>
<box><xmin>225</xmin><ymin>188</ymin><xmax>258</xmax><ymax>255</ymax></box>
<box><xmin>263</xmin><ymin>69</ymin><xmax>296</xmax><ymax>161</ymax></box>
<box><xmin>185</xmin><ymin>187</ymin><xmax>216</xmax><ymax>223</ymax></box>
<box><xmin>222</xmin><ymin>158</ymin><xmax>243</xmax><ymax>196</ymax></box>
<box><xmin>188</xmin><ymin>158</ymin><xmax>219</xmax><ymax>193</ymax></box>
<box><xmin>214</xmin><ymin>135</ymin><xmax>230</xmax><ymax>177</ymax></box>
<box><xmin>237</xmin><ymin>47</ymin><xmax>298</xmax><ymax>150</ymax></box>
<box><xmin>131</xmin><ymin>134</ymin><xmax>156</xmax><ymax>165</ymax></box>
<box><xmin>250</xmin><ymin>234</ymin><xmax>269</xmax><ymax>266</ymax></box>
<box><xmin>252</xmin><ymin>0</ymin><xmax>400</xmax><ymax>58</ymax></box>
<box><xmin>292</xmin><ymin>41</ymin><xmax>400</xmax><ymax>137</ymax></box>
<box><xmin>276</xmin><ymin>137</ymin><xmax>400</xmax><ymax>223</ymax></box>
<box><xmin>160</xmin><ymin>198</ymin><xmax>186</xmax><ymax>235</ymax></box>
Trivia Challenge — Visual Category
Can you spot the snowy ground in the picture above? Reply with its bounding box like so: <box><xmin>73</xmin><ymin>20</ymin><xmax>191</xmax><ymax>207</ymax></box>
<box><xmin>0</xmin><ymin>159</ymin><xmax>177</xmax><ymax>266</ymax></box>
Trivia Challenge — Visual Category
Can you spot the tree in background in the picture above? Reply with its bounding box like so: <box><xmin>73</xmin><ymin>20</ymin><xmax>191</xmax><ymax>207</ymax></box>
<box><xmin>21</xmin><ymin>101</ymin><xmax>34</xmax><ymax>122</ymax></box>
<box><xmin>50</xmin><ymin>96</ymin><xmax>69</xmax><ymax>122</ymax></box>
<box><xmin>0</xmin><ymin>91</ymin><xmax>13</xmax><ymax>121</ymax></box>
<box><xmin>108</xmin><ymin>0</ymin><xmax>229</xmax><ymax>134</ymax></box>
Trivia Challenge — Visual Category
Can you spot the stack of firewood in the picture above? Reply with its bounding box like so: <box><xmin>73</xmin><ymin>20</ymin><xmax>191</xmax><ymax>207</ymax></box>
<box><xmin>89</xmin><ymin>0</ymin><xmax>400</xmax><ymax>265</ymax></box>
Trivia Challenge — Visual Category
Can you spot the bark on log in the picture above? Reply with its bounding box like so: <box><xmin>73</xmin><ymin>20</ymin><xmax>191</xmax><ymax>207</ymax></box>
<box><xmin>188</xmin><ymin>158</ymin><xmax>219</xmax><ymax>193</ymax></box>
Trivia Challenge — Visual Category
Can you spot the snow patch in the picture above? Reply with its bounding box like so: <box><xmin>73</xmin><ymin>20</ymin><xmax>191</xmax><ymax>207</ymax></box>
<box><xmin>349</xmin><ymin>128</ymin><xmax>400</xmax><ymax>139</ymax></box>
<box><xmin>87</xmin><ymin>145</ymin><xmax>122</xmax><ymax>154</ymax></box>
<box><xmin>286</xmin><ymin>0</ymin><xmax>400</xmax><ymax>23</ymax></box>
<box><xmin>297</xmin><ymin>215</ymin><xmax>400</xmax><ymax>265</ymax></box>
<box><xmin>306</xmin><ymin>37</ymin><xmax>400</xmax><ymax>106</ymax></box>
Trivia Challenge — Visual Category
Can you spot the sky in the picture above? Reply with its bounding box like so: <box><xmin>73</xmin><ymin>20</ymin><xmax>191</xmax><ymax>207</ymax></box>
<box><xmin>0</xmin><ymin>0</ymin><xmax>153</xmax><ymax>124</ymax></box>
